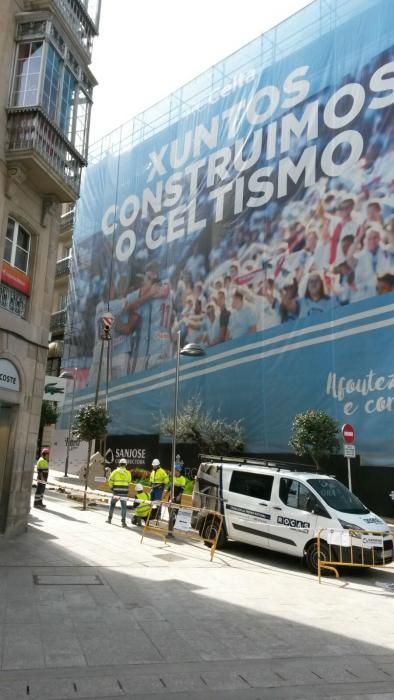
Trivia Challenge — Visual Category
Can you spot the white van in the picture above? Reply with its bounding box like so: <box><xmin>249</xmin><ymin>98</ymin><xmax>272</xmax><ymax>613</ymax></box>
<box><xmin>192</xmin><ymin>456</ymin><xmax>393</xmax><ymax>573</ymax></box>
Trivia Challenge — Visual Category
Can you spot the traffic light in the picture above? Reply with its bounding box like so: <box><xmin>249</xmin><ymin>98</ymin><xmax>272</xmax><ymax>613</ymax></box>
<box><xmin>101</xmin><ymin>315</ymin><xmax>113</xmax><ymax>339</ymax></box>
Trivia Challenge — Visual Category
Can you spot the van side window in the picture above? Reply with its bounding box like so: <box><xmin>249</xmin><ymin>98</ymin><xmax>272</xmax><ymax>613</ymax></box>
<box><xmin>229</xmin><ymin>471</ymin><xmax>274</xmax><ymax>501</ymax></box>
<box><xmin>279</xmin><ymin>478</ymin><xmax>318</xmax><ymax>512</ymax></box>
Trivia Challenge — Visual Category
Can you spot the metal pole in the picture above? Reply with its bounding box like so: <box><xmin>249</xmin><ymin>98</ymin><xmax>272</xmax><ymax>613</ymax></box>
<box><xmin>347</xmin><ymin>457</ymin><xmax>352</xmax><ymax>492</ymax></box>
<box><xmin>64</xmin><ymin>370</ymin><xmax>77</xmax><ymax>477</ymax></box>
<box><xmin>171</xmin><ymin>331</ymin><xmax>181</xmax><ymax>503</ymax></box>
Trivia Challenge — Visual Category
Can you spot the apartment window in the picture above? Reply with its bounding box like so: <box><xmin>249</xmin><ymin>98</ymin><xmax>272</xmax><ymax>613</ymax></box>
<box><xmin>60</xmin><ymin>67</ymin><xmax>76</xmax><ymax>138</ymax></box>
<box><xmin>42</xmin><ymin>44</ymin><xmax>61</xmax><ymax>121</ymax></box>
<box><xmin>12</xmin><ymin>41</ymin><xmax>43</xmax><ymax>107</ymax></box>
<box><xmin>4</xmin><ymin>218</ymin><xmax>31</xmax><ymax>274</ymax></box>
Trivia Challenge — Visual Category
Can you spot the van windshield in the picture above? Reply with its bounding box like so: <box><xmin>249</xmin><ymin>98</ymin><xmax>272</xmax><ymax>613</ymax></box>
<box><xmin>307</xmin><ymin>479</ymin><xmax>369</xmax><ymax>515</ymax></box>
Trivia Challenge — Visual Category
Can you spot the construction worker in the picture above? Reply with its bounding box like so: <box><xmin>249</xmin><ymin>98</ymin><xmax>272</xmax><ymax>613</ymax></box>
<box><xmin>131</xmin><ymin>483</ymin><xmax>151</xmax><ymax>526</ymax></box>
<box><xmin>106</xmin><ymin>458</ymin><xmax>131</xmax><ymax>527</ymax></box>
<box><xmin>34</xmin><ymin>448</ymin><xmax>50</xmax><ymax>508</ymax></box>
<box><xmin>149</xmin><ymin>458</ymin><xmax>169</xmax><ymax>521</ymax></box>
<box><xmin>168</xmin><ymin>465</ymin><xmax>186</xmax><ymax>532</ymax></box>
<box><xmin>171</xmin><ymin>465</ymin><xmax>186</xmax><ymax>504</ymax></box>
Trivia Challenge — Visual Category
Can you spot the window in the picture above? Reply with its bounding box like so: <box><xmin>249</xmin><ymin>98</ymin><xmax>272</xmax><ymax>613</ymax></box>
<box><xmin>42</xmin><ymin>44</ymin><xmax>61</xmax><ymax>121</ymax></box>
<box><xmin>307</xmin><ymin>479</ymin><xmax>369</xmax><ymax>515</ymax></box>
<box><xmin>229</xmin><ymin>471</ymin><xmax>273</xmax><ymax>501</ymax></box>
<box><xmin>279</xmin><ymin>478</ymin><xmax>319</xmax><ymax>512</ymax></box>
<box><xmin>12</xmin><ymin>42</ymin><xmax>43</xmax><ymax>107</ymax></box>
<box><xmin>4</xmin><ymin>218</ymin><xmax>31</xmax><ymax>274</ymax></box>
<box><xmin>60</xmin><ymin>67</ymin><xmax>76</xmax><ymax>139</ymax></box>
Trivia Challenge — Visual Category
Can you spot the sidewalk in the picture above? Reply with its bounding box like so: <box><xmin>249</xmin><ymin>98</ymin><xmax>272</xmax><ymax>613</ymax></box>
<box><xmin>0</xmin><ymin>489</ymin><xmax>394</xmax><ymax>699</ymax></box>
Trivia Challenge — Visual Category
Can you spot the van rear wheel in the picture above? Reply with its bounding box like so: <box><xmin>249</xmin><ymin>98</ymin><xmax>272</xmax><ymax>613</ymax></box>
<box><xmin>305</xmin><ymin>540</ymin><xmax>330</xmax><ymax>574</ymax></box>
<box><xmin>201</xmin><ymin>517</ymin><xmax>227</xmax><ymax>549</ymax></box>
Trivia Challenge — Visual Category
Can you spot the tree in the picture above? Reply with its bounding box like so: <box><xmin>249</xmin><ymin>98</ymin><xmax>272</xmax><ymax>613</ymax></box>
<box><xmin>159</xmin><ymin>396</ymin><xmax>244</xmax><ymax>455</ymax></box>
<box><xmin>289</xmin><ymin>409</ymin><xmax>339</xmax><ymax>471</ymax></box>
<box><xmin>73</xmin><ymin>404</ymin><xmax>110</xmax><ymax>509</ymax></box>
<box><xmin>37</xmin><ymin>401</ymin><xmax>59</xmax><ymax>456</ymax></box>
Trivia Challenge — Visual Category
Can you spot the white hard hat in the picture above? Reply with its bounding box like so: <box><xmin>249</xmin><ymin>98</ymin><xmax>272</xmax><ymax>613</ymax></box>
<box><xmin>135</xmin><ymin>483</ymin><xmax>144</xmax><ymax>492</ymax></box>
<box><xmin>152</xmin><ymin>458</ymin><xmax>160</xmax><ymax>467</ymax></box>
<box><xmin>119</xmin><ymin>458</ymin><xmax>127</xmax><ymax>465</ymax></box>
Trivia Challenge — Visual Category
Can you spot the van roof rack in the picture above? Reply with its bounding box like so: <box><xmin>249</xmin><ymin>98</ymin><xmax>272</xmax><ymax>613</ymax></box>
<box><xmin>199</xmin><ymin>454</ymin><xmax>315</xmax><ymax>472</ymax></box>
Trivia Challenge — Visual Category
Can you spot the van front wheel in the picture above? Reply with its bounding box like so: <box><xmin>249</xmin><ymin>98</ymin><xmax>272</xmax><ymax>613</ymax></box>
<box><xmin>305</xmin><ymin>540</ymin><xmax>330</xmax><ymax>574</ymax></box>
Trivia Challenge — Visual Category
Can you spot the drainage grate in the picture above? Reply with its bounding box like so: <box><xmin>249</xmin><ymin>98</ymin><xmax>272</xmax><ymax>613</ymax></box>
<box><xmin>154</xmin><ymin>553</ymin><xmax>186</xmax><ymax>562</ymax></box>
<box><xmin>33</xmin><ymin>574</ymin><xmax>103</xmax><ymax>585</ymax></box>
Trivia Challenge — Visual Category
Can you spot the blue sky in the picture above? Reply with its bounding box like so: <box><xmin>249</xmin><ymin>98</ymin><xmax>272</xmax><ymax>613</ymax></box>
<box><xmin>89</xmin><ymin>0</ymin><xmax>311</xmax><ymax>144</ymax></box>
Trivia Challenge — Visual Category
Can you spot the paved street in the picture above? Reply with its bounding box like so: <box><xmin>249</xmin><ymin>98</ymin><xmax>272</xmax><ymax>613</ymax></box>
<box><xmin>0</xmin><ymin>488</ymin><xmax>393</xmax><ymax>700</ymax></box>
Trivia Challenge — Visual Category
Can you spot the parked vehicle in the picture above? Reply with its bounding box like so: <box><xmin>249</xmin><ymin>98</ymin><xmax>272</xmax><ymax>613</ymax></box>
<box><xmin>192</xmin><ymin>456</ymin><xmax>393</xmax><ymax>573</ymax></box>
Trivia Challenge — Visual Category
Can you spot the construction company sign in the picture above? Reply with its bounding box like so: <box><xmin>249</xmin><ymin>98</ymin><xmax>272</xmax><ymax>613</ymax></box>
<box><xmin>104</xmin><ymin>434</ymin><xmax>159</xmax><ymax>470</ymax></box>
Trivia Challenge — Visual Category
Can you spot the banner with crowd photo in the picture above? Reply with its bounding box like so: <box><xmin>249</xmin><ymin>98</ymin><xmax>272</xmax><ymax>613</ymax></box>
<box><xmin>63</xmin><ymin>0</ymin><xmax>394</xmax><ymax>466</ymax></box>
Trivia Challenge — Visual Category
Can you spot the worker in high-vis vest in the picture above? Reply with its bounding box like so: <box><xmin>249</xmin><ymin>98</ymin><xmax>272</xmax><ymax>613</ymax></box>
<box><xmin>149</xmin><ymin>459</ymin><xmax>169</xmax><ymax>501</ymax></box>
<box><xmin>171</xmin><ymin>465</ymin><xmax>186</xmax><ymax>504</ymax></box>
<box><xmin>131</xmin><ymin>483</ymin><xmax>151</xmax><ymax>526</ymax></box>
<box><xmin>149</xmin><ymin>458</ymin><xmax>169</xmax><ymax>521</ymax></box>
<box><xmin>168</xmin><ymin>465</ymin><xmax>187</xmax><ymax>532</ymax></box>
<box><xmin>34</xmin><ymin>448</ymin><xmax>50</xmax><ymax>508</ymax></box>
<box><xmin>106</xmin><ymin>458</ymin><xmax>131</xmax><ymax>527</ymax></box>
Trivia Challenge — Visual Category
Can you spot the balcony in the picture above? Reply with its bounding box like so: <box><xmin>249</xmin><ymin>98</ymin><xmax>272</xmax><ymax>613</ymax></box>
<box><xmin>23</xmin><ymin>0</ymin><xmax>100</xmax><ymax>58</ymax></box>
<box><xmin>6</xmin><ymin>109</ymin><xmax>85</xmax><ymax>202</ymax></box>
<box><xmin>55</xmin><ymin>256</ymin><xmax>71</xmax><ymax>277</ymax></box>
<box><xmin>60</xmin><ymin>208</ymin><xmax>75</xmax><ymax>234</ymax></box>
<box><xmin>50</xmin><ymin>309</ymin><xmax>67</xmax><ymax>333</ymax></box>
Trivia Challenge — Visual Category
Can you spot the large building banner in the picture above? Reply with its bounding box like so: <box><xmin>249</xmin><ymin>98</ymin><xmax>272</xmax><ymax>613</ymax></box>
<box><xmin>64</xmin><ymin>0</ymin><xmax>394</xmax><ymax>466</ymax></box>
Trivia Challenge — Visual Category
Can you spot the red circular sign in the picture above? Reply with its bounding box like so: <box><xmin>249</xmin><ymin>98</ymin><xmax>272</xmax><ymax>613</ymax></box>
<box><xmin>342</xmin><ymin>423</ymin><xmax>355</xmax><ymax>444</ymax></box>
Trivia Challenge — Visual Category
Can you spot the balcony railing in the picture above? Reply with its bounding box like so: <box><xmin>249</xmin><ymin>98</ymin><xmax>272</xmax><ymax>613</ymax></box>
<box><xmin>50</xmin><ymin>309</ymin><xmax>67</xmax><ymax>332</ymax></box>
<box><xmin>60</xmin><ymin>208</ymin><xmax>75</xmax><ymax>233</ymax></box>
<box><xmin>55</xmin><ymin>257</ymin><xmax>71</xmax><ymax>277</ymax></box>
<box><xmin>6</xmin><ymin>109</ymin><xmax>84</xmax><ymax>201</ymax></box>
<box><xmin>0</xmin><ymin>283</ymin><xmax>27</xmax><ymax>318</ymax></box>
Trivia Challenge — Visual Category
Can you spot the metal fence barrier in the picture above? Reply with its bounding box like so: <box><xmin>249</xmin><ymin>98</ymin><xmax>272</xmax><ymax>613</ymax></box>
<box><xmin>140</xmin><ymin>501</ymin><xmax>224</xmax><ymax>561</ymax></box>
<box><xmin>317</xmin><ymin>528</ymin><xmax>393</xmax><ymax>582</ymax></box>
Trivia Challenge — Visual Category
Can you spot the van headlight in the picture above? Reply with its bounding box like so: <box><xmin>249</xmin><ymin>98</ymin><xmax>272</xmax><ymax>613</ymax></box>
<box><xmin>338</xmin><ymin>520</ymin><xmax>362</xmax><ymax>538</ymax></box>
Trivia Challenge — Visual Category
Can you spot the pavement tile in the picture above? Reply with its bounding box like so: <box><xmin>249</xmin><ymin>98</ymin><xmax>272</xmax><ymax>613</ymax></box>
<box><xmin>1</xmin><ymin>624</ymin><xmax>45</xmax><ymax>670</ymax></box>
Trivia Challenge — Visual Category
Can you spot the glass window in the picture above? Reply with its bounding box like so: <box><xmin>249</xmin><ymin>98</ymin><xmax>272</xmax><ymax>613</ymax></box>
<box><xmin>229</xmin><ymin>471</ymin><xmax>273</xmax><ymax>501</ymax></box>
<box><xmin>4</xmin><ymin>218</ymin><xmax>31</xmax><ymax>274</ymax></box>
<box><xmin>307</xmin><ymin>479</ymin><xmax>369</xmax><ymax>515</ymax></box>
<box><xmin>279</xmin><ymin>478</ymin><xmax>316</xmax><ymax>512</ymax></box>
<box><xmin>60</xmin><ymin>67</ymin><xmax>76</xmax><ymax>139</ymax></box>
<box><xmin>12</xmin><ymin>41</ymin><xmax>43</xmax><ymax>106</ymax></box>
<box><xmin>74</xmin><ymin>87</ymin><xmax>90</xmax><ymax>156</ymax></box>
<box><xmin>42</xmin><ymin>44</ymin><xmax>61</xmax><ymax>121</ymax></box>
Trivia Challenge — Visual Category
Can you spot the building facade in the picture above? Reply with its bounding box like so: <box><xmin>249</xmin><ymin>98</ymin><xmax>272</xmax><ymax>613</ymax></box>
<box><xmin>0</xmin><ymin>0</ymin><xmax>100</xmax><ymax>535</ymax></box>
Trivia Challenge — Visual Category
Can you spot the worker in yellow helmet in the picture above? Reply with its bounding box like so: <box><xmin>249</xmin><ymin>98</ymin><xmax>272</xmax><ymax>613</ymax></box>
<box><xmin>106</xmin><ymin>458</ymin><xmax>131</xmax><ymax>527</ymax></box>
<box><xmin>149</xmin><ymin>458</ymin><xmax>169</xmax><ymax>521</ymax></box>
<box><xmin>131</xmin><ymin>483</ymin><xmax>151</xmax><ymax>526</ymax></box>
<box><xmin>168</xmin><ymin>464</ymin><xmax>187</xmax><ymax>532</ymax></box>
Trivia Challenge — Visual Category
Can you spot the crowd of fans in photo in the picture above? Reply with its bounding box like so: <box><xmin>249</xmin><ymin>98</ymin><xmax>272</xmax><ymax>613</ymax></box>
<box><xmin>72</xmin><ymin>47</ymin><xmax>394</xmax><ymax>382</ymax></box>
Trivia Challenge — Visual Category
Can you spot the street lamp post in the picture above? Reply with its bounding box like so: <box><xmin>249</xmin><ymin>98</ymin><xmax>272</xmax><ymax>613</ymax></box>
<box><xmin>170</xmin><ymin>331</ymin><xmax>205</xmax><ymax>502</ymax></box>
<box><xmin>60</xmin><ymin>369</ymin><xmax>77</xmax><ymax>477</ymax></box>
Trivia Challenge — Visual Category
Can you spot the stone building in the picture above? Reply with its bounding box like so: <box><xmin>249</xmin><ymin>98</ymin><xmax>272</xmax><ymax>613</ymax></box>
<box><xmin>0</xmin><ymin>0</ymin><xmax>100</xmax><ymax>535</ymax></box>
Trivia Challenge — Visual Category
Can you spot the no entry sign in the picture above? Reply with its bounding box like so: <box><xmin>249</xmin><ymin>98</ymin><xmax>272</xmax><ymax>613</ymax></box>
<box><xmin>342</xmin><ymin>423</ymin><xmax>355</xmax><ymax>444</ymax></box>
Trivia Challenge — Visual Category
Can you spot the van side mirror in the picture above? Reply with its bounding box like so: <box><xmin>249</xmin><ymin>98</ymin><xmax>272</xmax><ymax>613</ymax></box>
<box><xmin>312</xmin><ymin>503</ymin><xmax>328</xmax><ymax>517</ymax></box>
